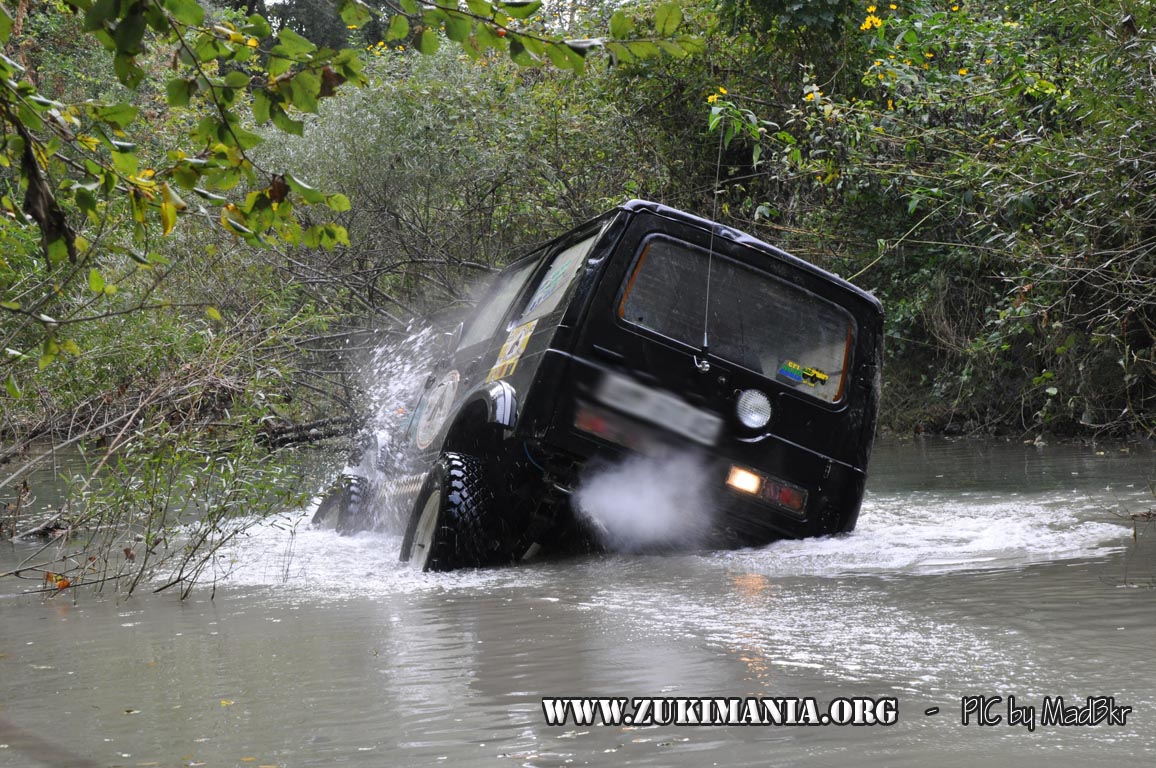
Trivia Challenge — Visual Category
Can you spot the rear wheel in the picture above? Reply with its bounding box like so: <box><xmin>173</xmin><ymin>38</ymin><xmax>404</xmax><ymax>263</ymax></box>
<box><xmin>400</xmin><ymin>452</ymin><xmax>502</xmax><ymax>572</ymax></box>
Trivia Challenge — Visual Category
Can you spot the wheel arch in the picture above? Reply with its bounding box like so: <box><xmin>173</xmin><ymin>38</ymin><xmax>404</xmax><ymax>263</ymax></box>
<box><xmin>442</xmin><ymin>381</ymin><xmax>518</xmax><ymax>455</ymax></box>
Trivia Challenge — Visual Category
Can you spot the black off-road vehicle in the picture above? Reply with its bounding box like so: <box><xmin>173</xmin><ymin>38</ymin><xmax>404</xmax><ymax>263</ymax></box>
<box><xmin>329</xmin><ymin>200</ymin><xmax>883</xmax><ymax>571</ymax></box>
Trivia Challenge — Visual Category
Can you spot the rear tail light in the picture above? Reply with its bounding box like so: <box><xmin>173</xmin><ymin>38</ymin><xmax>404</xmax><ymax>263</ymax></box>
<box><xmin>725</xmin><ymin>464</ymin><xmax>808</xmax><ymax>514</ymax></box>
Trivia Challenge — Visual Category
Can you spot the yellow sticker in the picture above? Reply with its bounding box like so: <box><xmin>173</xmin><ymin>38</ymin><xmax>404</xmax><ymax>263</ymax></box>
<box><xmin>485</xmin><ymin>319</ymin><xmax>538</xmax><ymax>383</ymax></box>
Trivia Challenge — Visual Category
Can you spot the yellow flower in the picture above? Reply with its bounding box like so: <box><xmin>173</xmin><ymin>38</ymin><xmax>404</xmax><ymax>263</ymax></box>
<box><xmin>887</xmin><ymin>98</ymin><xmax>894</xmax><ymax>110</ymax></box>
<box><xmin>867</xmin><ymin>4</ymin><xmax>877</xmax><ymax>11</ymax></box>
<box><xmin>347</xmin><ymin>24</ymin><xmax>358</xmax><ymax>29</ymax></box>
<box><xmin>377</xmin><ymin>41</ymin><xmax>385</xmax><ymax>46</ymax></box>
<box><xmin>951</xmin><ymin>4</ymin><xmax>959</xmax><ymax>10</ymax></box>
<box><xmin>718</xmin><ymin>86</ymin><xmax>728</xmax><ymax>95</ymax></box>
<box><xmin>804</xmin><ymin>92</ymin><xmax>815</xmax><ymax>101</ymax></box>
<box><xmin>707</xmin><ymin>93</ymin><xmax>719</xmax><ymax>104</ymax></box>
<box><xmin>890</xmin><ymin>3</ymin><xmax>897</xmax><ymax>8</ymax></box>
<box><xmin>924</xmin><ymin>51</ymin><xmax>934</xmax><ymax>58</ymax></box>
<box><xmin>958</xmin><ymin>67</ymin><xmax>968</xmax><ymax>75</ymax></box>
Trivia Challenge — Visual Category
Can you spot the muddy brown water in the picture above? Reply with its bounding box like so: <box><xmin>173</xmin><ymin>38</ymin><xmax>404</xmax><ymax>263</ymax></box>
<box><xmin>2</xmin><ymin>438</ymin><xmax>1156</xmax><ymax>767</ymax></box>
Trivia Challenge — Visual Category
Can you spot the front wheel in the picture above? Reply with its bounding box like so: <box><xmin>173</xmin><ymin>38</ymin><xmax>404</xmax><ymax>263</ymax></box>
<box><xmin>399</xmin><ymin>452</ymin><xmax>502</xmax><ymax>572</ymax></box>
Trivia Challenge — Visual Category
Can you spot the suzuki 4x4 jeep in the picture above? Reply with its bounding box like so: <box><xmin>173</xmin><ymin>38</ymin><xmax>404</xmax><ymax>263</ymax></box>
<box><xmin>328</xmin><ymin>200</ymin><xmax>882</xmax><ymax>571</ymax></box>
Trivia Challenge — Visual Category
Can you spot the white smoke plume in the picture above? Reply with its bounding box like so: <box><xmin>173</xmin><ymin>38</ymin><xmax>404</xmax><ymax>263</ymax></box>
<box><xmin>573</xmin><ymin>451</ymin><xmax>716</xmax><ymax>552</ymax></box>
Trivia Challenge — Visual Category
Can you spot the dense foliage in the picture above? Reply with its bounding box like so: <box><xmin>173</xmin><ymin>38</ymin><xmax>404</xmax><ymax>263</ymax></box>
<box><xmin>3</xmin><ymin>0</ymin><xmax>1155</xmax><ymax>593</ymax></box>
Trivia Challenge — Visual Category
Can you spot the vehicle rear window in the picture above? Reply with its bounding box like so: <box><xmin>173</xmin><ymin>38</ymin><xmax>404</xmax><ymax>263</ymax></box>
<box><xmin>618</xmin><ymin>236</ymin><xmax>855</xmax><ymax>403</ymax></box>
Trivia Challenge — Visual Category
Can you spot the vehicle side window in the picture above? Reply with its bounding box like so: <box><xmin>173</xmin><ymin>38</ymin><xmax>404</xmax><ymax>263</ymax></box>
<box><xmin>516</xmin><ymin>234</ymin><xmax>597</xmax><ymax>324</ymax></box>
<box><xmin>458</xmin><ymin>259</ymin><xmax>539</xmax><ymax>349</ymax></box>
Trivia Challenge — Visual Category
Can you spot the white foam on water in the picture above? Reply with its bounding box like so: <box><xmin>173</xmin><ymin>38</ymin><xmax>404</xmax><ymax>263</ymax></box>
<box><xmin>716</xmin><ymin>490</ymin><xmax>1130</xmax><ymax>577</ymax></box>
<box><xmin>208</xmin><ymin>508</ymin><xmax>549</xmax><ymax>599</ymax></box>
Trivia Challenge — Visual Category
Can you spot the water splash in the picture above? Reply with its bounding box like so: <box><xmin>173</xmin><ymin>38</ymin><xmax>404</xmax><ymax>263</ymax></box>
<box><xmin>316</xmin><ymin>322</ymin><xmax>442</xmax><ymax>534</ymax></box>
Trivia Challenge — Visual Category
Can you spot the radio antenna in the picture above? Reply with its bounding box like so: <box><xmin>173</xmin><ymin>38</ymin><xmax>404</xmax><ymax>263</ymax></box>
<box><xmin>696</xmin><ymin>122</ymin><xmax>725</xmax><ymax>374</ymax></box>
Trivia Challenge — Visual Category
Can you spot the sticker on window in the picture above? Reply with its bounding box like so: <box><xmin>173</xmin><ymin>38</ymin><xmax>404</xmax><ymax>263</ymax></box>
<box><xmin>777</xmin><ymin>360</ymin><xmax>829</xmax><ymax>388</ymax></box>
<box><xmin>485</xmin><ymin>320</ymin><xmax>538</xmax><ymax>383</ymax></box>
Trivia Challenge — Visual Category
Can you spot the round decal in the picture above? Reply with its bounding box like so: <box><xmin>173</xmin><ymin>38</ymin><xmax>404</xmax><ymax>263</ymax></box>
<box><xmin>415</xmin><ymin>370</ymin><xmax>460</xmax><ymax>450</ymax></box>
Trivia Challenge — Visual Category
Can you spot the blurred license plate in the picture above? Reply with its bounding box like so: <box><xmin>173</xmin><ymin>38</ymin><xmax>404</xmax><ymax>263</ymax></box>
<box><xmin>596</xmin><ymin>372</ymin><xmax>722</xmax><ymax>445</ymax></box>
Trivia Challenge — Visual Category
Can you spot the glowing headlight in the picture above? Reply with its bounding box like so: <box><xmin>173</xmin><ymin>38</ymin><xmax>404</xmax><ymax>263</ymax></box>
<box><xmin>736</xmin><ymin>389</ymin><xmax>772</xmax><ymax>429</ymax></box>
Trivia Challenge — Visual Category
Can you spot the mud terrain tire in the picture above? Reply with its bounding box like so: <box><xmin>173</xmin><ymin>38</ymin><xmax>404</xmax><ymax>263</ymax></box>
<box><xmin>400</xmin><ymin>452</ymin><xmax>501</xmax><ymax>572</ymax></box>
<box><xmin>335</xmin><ymin>474</ymin><xmax>371</xmax><ymax>535</ymax></box>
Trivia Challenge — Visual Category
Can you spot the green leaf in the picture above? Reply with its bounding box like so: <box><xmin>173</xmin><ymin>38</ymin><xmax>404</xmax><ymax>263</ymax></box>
<box><xmin>288</xmin><ymin>70</ymin><xmax>321</xmax><ymax>113</ymax></box>
<box><xmin>224</xmin><ymin>69</ymin><xmax>250</xmax><ymax>90</ymax></box>
<box><xmin>474</xmin><ymin>23</ymin><xmax>505</xmax><ymax>51</ymax></box>
<box><xmin>114</xmin><ymin>10</ymin><xmax>146</xmax><ymax>56</ymax></box>
<box><xmin>0</xmin><ymin>300</ymin><xmax>19</xmax><ymax>310</ymax></box>
<box><xmin>46</xmin><ymin>238</ymin><xmax>70</xmax><ymax>266</ymax></box>
<box><xmin>466</xmin><ymin>0</ymin><xmax>491</xmax><ymax>15</ymax></box>
<box><xmin>385</xmin><ymin>14</ymin><xmax>409</xmax><ymax>41</ymax></box>
<box><xmin>655</xmin><ymin>3</ymin><xmax>682</xmax><ymax>36</ymax></box>
<box><xmin>61</xmin><ymin>339</ymin><xmax>81</xmax><ymax>356</ymax></box>
<box><xmin>267</xmin><ymin>52</ymin><xmax>291</xmax><ymax>77</ymax></box>
<box><xmin>399</xmin><ymin>0</ymin><xmax>419</xmax><ymax>13</ymax></box>
<box><xmin>252</xmin><ymin>88</ymin><xmax>271</xmax><ymax>124</ymax></box>
<box><xmin>162</xmin><ymin>0</ymin><xmax>205</xmax><ymax>27</ymax></box>
<box><xmin>545</xmin><ymin>41</ymin><xmax>578</xmax><ymax>70</ymax></box>
<box><xmin>500</xmin><ymin>1</ymin><xmax>541</xmax><ymax>20</ymax></box>
<box><xmin>244</xmin><ymin>14</ymin><xmax>271</xmax><ymax>38</ymax></box>
<box><xmin>277</xmin><ymin>27</ymin><xmax>316</xmax><ymax>56</ymax></box>
<box><xmin>285</xmin><ymin>173</ymin><xmax>326</xmax><ymax>204</ymax></box>
<box><xmin>38</xmin><ymin>352</ymin><xmax>56</xmax><ymax>371</ymax></box>
<box><xmin>84</xmin><ymin>0</ymin><xmax>117</xmax><ymax>32</ymax></box>
<box><xmin>271</xmin><ymin>106</ymin><xmax>304</xmax><ymax>136</ymax></box>
<box><xmin>0</xmin><ymin>4</ymin><xmax>13</xmax><ymax>44</ymax></box>
<box><xmin>111</xmin><ymin>149</ymin><xmax>138</xmax><ymax>176</ymax></box>
<box><xmin>326</xmin><ymin>193</ymin><xmax>351</xmax><ymax>212</ymax></box>
<box><xmin>605</xmin><ymin>41</ymin><xmax>634</xmax><ymax>63</ymax></box>
<box><xmin>338</xmin><ymin>0</ymin><xmax>372</xmax><ymax>27</ymax></box>
<box><xmin>445</xmin><ymin>13</ymin><xmax>472</xmax><ymax>43</ymax></box>
<box><xmin>675</xmin><ymin>35</ymin><xmax>705</xmax><ymax>55</ymax></box>
<box><xmin>4</xmin><ymin>374</ymin><xmax>20</xmax><ymax>400</ymax></box>
<box><xmin>655</xmin><ymin>40</ymin><xmax>685</xmax><ymax>58</ymax></box>
<box><xmin>206</xmin><ymin>306</ymin><xmax>223</xmax><ymax>322</ymax></box>
<box><xmin>113</xmin><ymin>53</ymin><xmax>144</xmax><ymax>89</ymax></box>
<box><xmin>416</xmin><ymin>27</ymin><xmax>440</xmax><ymax>54</ymax></box>
<box><xmin>95</xmin><ymin>102</ymin><xmax>139</xmax><ymax>129</ymax></box>
<box><xmin>628</xmin><ymin>41</ymin><xmax>665</xmax><ymax>59</ymax></box>
<box><xmin>509</xmin><ymin>36</ymin><xmax>532</xmax><ymax>65</ymax></box>
<box><xmin>609</xmin><ymin>11</ymin><xmax>633</xmax><ymax>39</ymax></box>
<box><xmin>166</xmin><ymin>77</ymin><xmax>196</xmax><ymax>107</ymax></box>
<box><xmin>88</xmin><ymin>268</ymin><xmax>105</xmax><ymax>294</ymax></box>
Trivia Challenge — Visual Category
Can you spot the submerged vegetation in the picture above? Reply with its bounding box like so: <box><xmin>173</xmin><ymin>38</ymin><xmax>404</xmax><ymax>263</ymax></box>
<box><xmin>2</xmin><ymin>0</ymin><xmax>1156</xmax><ymax>592</ymax></box>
